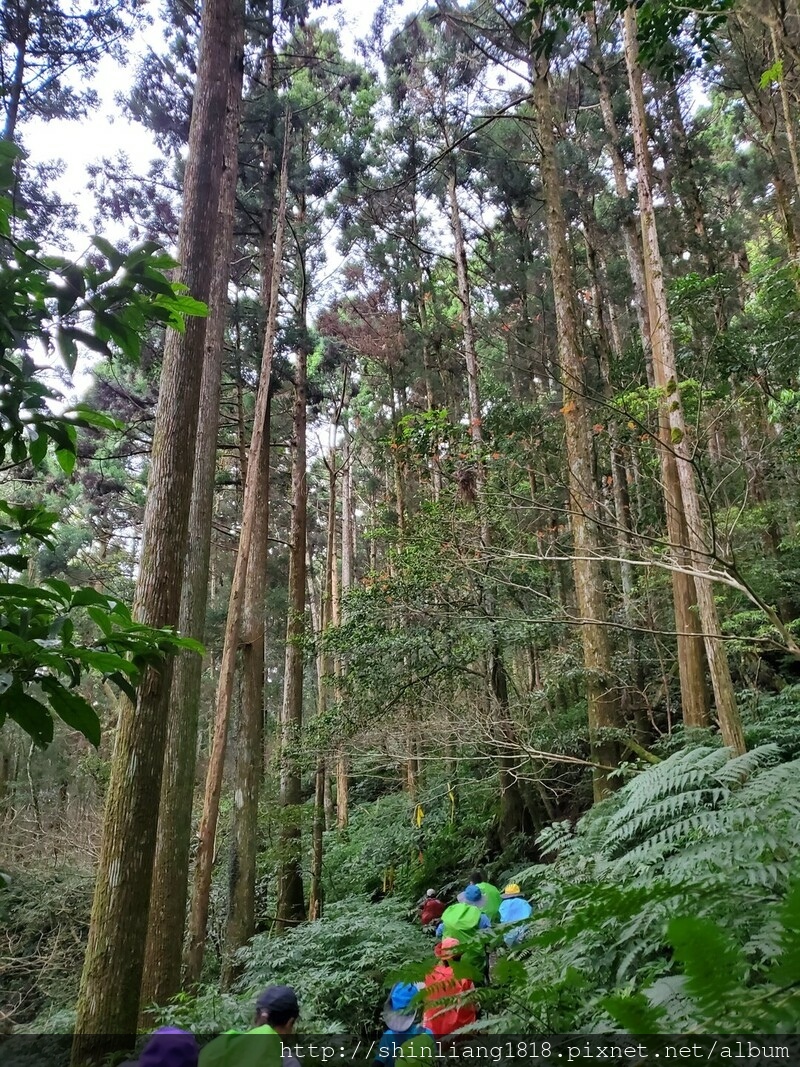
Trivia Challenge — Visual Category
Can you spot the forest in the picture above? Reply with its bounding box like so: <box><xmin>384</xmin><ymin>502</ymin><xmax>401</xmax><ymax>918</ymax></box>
<box><xmin>2</xmin><ymin>0</ymin><xmax>800</xmax><ymax>1054</ymax></box>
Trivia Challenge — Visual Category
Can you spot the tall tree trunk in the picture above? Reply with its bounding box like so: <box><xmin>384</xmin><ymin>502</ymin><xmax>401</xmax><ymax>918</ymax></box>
<box><xmin>588</xmin><ymin>9</ymin><xmax>653</xmax><ymax>380</ymax></box>
<box><xmin>623</xmin><ymin>4</ymin><xmax>745</xmax><ymax>753</ymax></box>
<box><xmin>583</xmin><ymin>222</ymin><xmax>646</xmax><ymax>735</ymax></box>
<box><xmin>222</xmin><ymin>22</ymin><xmax>278</xmax><ymax>973</ymax></box>
<box><xmin>140</xmin><ymin>23</ymin><xmax>244</xmax><ymax>1012</ymax></box>
<box><xmin>223</xmin><ymin>388</ymin><xmax>272</xmax><ymax>985</ymax></box>
<box><xmin>308</xmin><ymin>756</ymin><xmax>325</xmax><ymax>921</ymax></box>
<box><xmin>534</xmin><ymin>55</ymin><xmax>625</xmax><ymax>799</ymax></box>
<box><xmin>335</xmin><ymin>436</ymin><xmax>354</xmax><ymax>830</ymax></box>
<box><xmin>447</xmin><ymin>153</ymin><xmax>533</xmax><ymax>821</ymax></box>
<box><xmin>184</xmin><ymin>128</ymin><xmax>290</xmax><ymax>984</ymax></box>
<box><xmin>447</xmin><ymin>168</ymin><xmax>485</xmax><ymax>521</ymax></box>
<box><xmin>4</xmin><ymin>0</ymin><xmax>30</xmax><ymax>142</ymax></box>
<box><xmin>276</xmin><ymin>343</ymin><xmax>309</xmax><ymax>930</ymax></box>
<box><xmin>771</xmin><ymin>22</ymin><xmax>800</xmax><ymax>204</ymax></box>
<box><xmin>71</xmin><ymin>0</ymin><xmax>239</xmax><ymax>1051</ymax></box>
<box><xmin>308</xmin><ymin>444</ymin><xmax>338</xmax><ymax>919</ymax></box>
<box><xmin>590</xmin><ymin>9</ymin><xmax>709</xmax><ymax>729</ymax></box>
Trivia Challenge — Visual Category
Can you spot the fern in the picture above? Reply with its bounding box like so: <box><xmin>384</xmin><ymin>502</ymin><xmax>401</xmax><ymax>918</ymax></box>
<box><xmin>490</xmin><ymin>745</ymin><xmax>800</xmax><ymax>1035</ymax></box>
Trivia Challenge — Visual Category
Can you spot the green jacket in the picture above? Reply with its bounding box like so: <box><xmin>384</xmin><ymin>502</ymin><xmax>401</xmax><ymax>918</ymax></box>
<box><xmin>199</xmin><ymin>1024</ymin><xmax>282</xmax><ymax>1067</ymax></box>
<box><xmin>477</xmin><ymin>881</ymin><xmax>502</xmax><ymax>921</ymax></box>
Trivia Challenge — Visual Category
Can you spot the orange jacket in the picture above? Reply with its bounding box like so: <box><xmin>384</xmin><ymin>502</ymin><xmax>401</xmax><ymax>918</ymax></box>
<box><xmin>422</xmin><ymin>962</ymin><xmax>477</xmax><ymax>1037</ymax></box>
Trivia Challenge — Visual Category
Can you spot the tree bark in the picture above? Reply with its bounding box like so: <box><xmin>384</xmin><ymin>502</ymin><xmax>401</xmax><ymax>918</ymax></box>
<box><xmin>275</xmin><ymin>342</ymin><xmax>309</xmax><ymax>930</ymax></box>
<box><xmin>4</xmin><ymin>0</ymin><xmax>31</xmax><ymax>142</ymax></box>
<box><xmin>534</xmin><ymin>55</ymin><xmax>625</xmax><ymax>799</ymax></box>
<box><xmin>335</xmin><ymin>436</ymin><xmax>354</xmax><ymax>830</ymax></box>
<box><xmin>622</xmin><ymin>4</ymin><xmax>745</xmax><ymax>752</ymax></box>
<box><xmin>140</xmin><ymin>20</ymin><xmax>244</xmax><ymax>1012</ymax></box>
<box><xmin>308</xmin><ymin>755</ymin><xmax>325</xmax><ymax>921</ymax></box>
<box><xmin>223</xmin><ymin>388</ymin><xmax>272</xmax><ymax>985</ymax></box>
<box><xmin>71</xmin><ymin>0</ymin><xmax>239</xmax><ymax>1051</ymax></box>
<box><xmin>184</xmin><ymin>126</ymin><xmax>290</xmax><ymax>984</ymax></box>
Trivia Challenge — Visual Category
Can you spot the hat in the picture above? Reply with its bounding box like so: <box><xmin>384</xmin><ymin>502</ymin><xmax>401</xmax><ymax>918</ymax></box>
<box><xmin>382</xmin><ymin>982</ymin><xmax>420</xmax><ymax>1030</ymax></box>
<box><xmin>457</xmin><ymin>883</ymin><xmax>487</xmax><ymax>908</ymax></box>
<box><xmin>502</xmin><ymin>883</ymin><xmax>522</xmax><ymax>898</ymax></box>
<box><xmin>139</xmin><ymin>1029</ymin><xmax>199</xmax><ymax>1067</ymax></box>
<box><xmin>256</xmin><ymin>985</ymin><xmax>300</xmax><ymax>1017</ymax></box>
<box><xmin>434</xmin><ymin>936</ymin><xmax>461</xmax><ymax>960</ymax></box>
<box><xmin>425</xmin><ymin>888</ymin><xmax>436</xmax><ymax>898</ymax></box>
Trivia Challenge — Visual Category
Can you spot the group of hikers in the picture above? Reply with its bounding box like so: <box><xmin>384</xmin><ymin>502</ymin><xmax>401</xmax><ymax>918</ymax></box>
<box><xmin>396</xmin><ymin>870</ymin><xmax>533</xmax><ymax>1047</ymax></box>
<box><xmin>124</xmin><ymin>872</ymin><xmax>532</xmax><ymax>1067</ymax></box>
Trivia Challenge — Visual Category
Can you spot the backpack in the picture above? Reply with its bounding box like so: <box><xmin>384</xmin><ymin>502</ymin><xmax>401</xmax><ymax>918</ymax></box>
<box><xmin>439</xmin><ymin>903</ymin><xmax>485</xmax><ymax>981</ymax></box>
<box><xmin>376</xmin><ymin>1026</ymin><xmax>436</xmax><ymax>1066</ymax></box>
<box><xmin>476</xmin><ymin>882</ymin><xmax>502</xmax><ymax>921</ymax></box>
<box><xmin>498</xmin><ymin>897</ymin><xmax>533</xmax><ymax>946</ymax></box>
<box><xmin>199</xmin><ymin>1026</ymin><xmax>282</xmax><ymax>1067</ymax></box>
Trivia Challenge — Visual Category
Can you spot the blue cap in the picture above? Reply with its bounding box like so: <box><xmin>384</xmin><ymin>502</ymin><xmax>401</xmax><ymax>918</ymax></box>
<box><xmin>390</xmin><ymin>983</ymin><xmax>418</xmax><ymax>1011</ymax></box>
<box><xmin>465</xmin><ymin>884</ymin><xmax>481</xmax><ymax>902</ymax></box>
<box><xmin>256</xmin><ymin>985</ymin><xmax>299</xmax><ymax>1016</ymax></box>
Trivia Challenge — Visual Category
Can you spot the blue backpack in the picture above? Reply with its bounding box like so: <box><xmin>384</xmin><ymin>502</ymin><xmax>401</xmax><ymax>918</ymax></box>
<box><xmin>375</xmin><ymin>1026</ymin><xmax>436</xmax><ymax>1066</ymax></box>
<box><xmin>498</xmin><ymin>896</ymin><xmax>532</xmax><ymax>946</ymax></box>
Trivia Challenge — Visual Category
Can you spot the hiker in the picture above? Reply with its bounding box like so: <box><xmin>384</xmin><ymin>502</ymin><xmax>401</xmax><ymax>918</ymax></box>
<box><xmin>498</xmin><ymin>883</ymin><xmax>533</xmax><ymax>946</ymax></box>
<box><xmin>467</xmin><ymin>872</ymin><xmax>502</xmax><ymax>922</ymax></box>
<box><xmin>198</xmin><ymin>985</ymin><xmax>300</xmax><ymax>1067</ymax></box>
<box><xmin>422</xmin><ymin>938</ymin><xmax>478</xmax><ymax>1037</ymax></box>
<box><xmin>435</xmin><ymin>900</ymin><xmax>490</xmax><ymax>984</ymax></box>
<box><xmin>124</xmin><ymin>1028</ymin><xmax>199</xmax><ymax>1067</ymax></box>
<box><xmin>445</xmin><ymin>884</ymin><xmax>492</xmax><ymax>928</ymax></box>
<box><xmin>420</xmin><ymin>888</ymin><xmax>446</xmax><ymax>929</ymax></box>
<box><xmin>374</xmin><ymin>982</ymin><xmax>435</xmax><ymax>1066</ymax></box>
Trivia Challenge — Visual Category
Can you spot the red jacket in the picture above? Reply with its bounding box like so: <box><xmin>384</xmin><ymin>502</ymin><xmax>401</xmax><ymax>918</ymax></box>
<box><xmin>422</xmin><ymin>962</ymin><xmax>477</xmax><ymax>1037</ymax></box>
<box><xmin>420</xmin><ymin>898</ymin><xmax>446</xmax><ymax>925</ymax></box>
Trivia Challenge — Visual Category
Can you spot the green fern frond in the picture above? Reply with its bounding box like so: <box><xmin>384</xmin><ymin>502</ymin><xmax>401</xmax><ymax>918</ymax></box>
<box><xmin>713</xmin><ymin>744</ymin><xmax>781</xmax><ymax>786</ymax></box>
<box><xmin>668</xmin><ymin>915</ymin><xmax>748</xmax><ymax>1025</ymax></box>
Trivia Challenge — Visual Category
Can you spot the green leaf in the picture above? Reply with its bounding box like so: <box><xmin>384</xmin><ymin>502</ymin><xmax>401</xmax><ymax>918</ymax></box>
<box><xmin>55</xmin><ymin>326</ymin><xmax>79</xmax><ymax>374</ymax></box>
<box><xmin>71</xmin><ymin>587</ymin><xmax>113</xmax><ymax>608</ymax></box>
<box><xmin>91</xmin><ymin>235</ymin><xmax>126</xmax><ymax>269</ymax></box>
<box><xmin>28</xmin><ymin>430</ymin><xmax>47</xmax><ymax>466</ymax></box>
<box><xmin>770</xmin><ymin>879</ymin><xmax>800</xmax><ymax>985</ymax></box>
<box><xmin>603</xmin><ymin>991</ymin><xmax>667</xmax><ymax>1034</ymax></box>
<box><xmin>77</xmin><ymin>649</ymin><xmax>136</xmax><ymax>676</ymax></box>
<box><xmin>10</xmin><ymin>436</ymin><xmax>26</xmax><ymax>465</ymax></box>
<box><xmin>760</xmin><ymin>58</ymin><xmax>783</xmax><ymax>88</ymax></box>
<box><xmin>667</xmin><ymin>915</ymin><xmax>747</xmax><ymax>1022</ymax></box>
<box><xmin>61</xmin><ymin>328</ymin><xmax>111</xmax><ymax>358</ymax></box>
<box><xmin>42</xmin><ymin>578</ymin><xmax>73</xmax><ymax>601</ymax></box>
<box><xmin>0</xmin><ymin>553</ymin><xmax>28</xmax><ymax>570</ymax></box>
<box><xmin>86</xmin><ymin>605</ymin><xmax>114</xmax><ymax>638</ymax></box>
<box><xmin>107</xmin><ymin>670</ymin><xmax>137</xmax><ymax>703</ymax></box>
<box><xmin>56</xmin><ymin>447</ymin><xmax>76</xmax><ymax>475</ymax></box>
<box><xmin>0</xmin><ymin>688</ymin><xmax>54</xmax><ymax>747</ymax></box>
<box><xmin>39</xmin><ymin>677</ymin><xmax>101</xmax><ymax>747</ymax></box>
<box><xmin>65</xmin><ymin>403</ymin><xmax>124</xmax><ymax>432</ymax></box>
<box><xmin>171</xmin><ymin>635</ymin><xmax>206</xmax><ymax>655</ymax></box>
<box><xmin>156</xmin><ymin>293</ymin><xmax>208</xmax><ymax>318</ymax></box>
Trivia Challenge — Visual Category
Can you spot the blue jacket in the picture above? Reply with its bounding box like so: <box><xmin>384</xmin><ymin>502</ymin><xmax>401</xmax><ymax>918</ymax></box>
<box><xmin>498</xmin><ymin>897</ymin><xmax>533</xmax><ymax>946</ymax></box>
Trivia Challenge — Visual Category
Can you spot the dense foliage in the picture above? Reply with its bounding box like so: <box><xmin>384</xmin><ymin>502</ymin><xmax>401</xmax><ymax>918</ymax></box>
<box><xmin>2</xmin><ymin>0</ymin><xmax>800</xmax><ymax>1045</ymax></box>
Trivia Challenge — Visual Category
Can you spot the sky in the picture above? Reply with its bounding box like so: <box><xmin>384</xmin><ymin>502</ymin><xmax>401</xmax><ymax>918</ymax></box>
<box><xmin>19</xmin><ymin>0</ymin><xmax>423</xmax><ymax>396</ymax></box>
<box><xmin>20</xmin><ymin>0</ymin><xmax>423</xmax><ymax>252</ymax></box>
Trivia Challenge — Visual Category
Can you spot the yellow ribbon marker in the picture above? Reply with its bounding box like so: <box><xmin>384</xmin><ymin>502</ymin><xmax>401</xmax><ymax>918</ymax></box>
<box><xmin>414</xmin><ymin>804</ymin><xmax>424</xmax><ymax>828</ymax></box>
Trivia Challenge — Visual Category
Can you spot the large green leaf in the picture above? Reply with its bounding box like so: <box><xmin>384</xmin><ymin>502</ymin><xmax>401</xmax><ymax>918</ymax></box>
<box><xmin>0</xmin><ymin>687</ymin><xmax>54</xmax><ymax>747</ymax></box>
<box><xmin>39</xmin><ymin>677</ymin><xmax>101</xmax><ymax>747</ymax></box>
